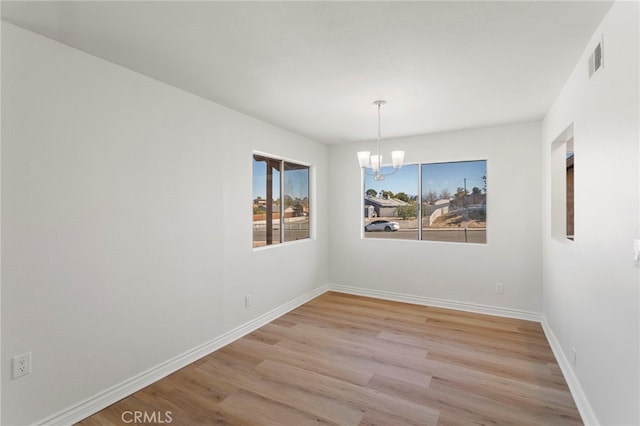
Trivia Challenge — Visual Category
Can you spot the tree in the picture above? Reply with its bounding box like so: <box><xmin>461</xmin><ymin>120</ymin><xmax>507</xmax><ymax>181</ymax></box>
<box><xmin>292</xmin><ymin>201</ymin><xmax>304</xmax><ymax>217</ymax></box>
<box><xmin>395</xmin><ymin>192</ymin><xmax>410</xmax><ymax>202</ymax></box>
<box><xmin>424</xmin><ymin>190</ymin><xmax>438</xmax><ymax>204</ymax></box>
<box><xmin>469</xmin><ymin>187</ymin><xmax>484</xmax><ymax>205</ymax></box>
<box><xmin>453</xmin><ymin>187</ymin><xmax>468</xmax><ymax>208</ymax></box>
<box><xmin>397</xmin><ymin>204</ymin><xmax>418</xmax><ymax>220</ymax></box>
<box><xmin>439</xmin><ymin>189</ymin><xmax>452</xmax><ymax>200</ymax></box>
<box><xmin>381</xmin><ymin>190</ymin><xmax>394</xmax><ymax>199</ymax></box>
<box><xmin>284</xmin><ymin>194</ymin><xmax>294</xmax><ymax>208</ymax></box>
<box><xmin>365</xmin><ymin>188</ymin><xmax>377</xmax><ymax>197</ymax></box>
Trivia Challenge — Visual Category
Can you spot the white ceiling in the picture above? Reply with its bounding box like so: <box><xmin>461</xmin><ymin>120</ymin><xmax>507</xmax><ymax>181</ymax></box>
<box><xmin>1</xmin><ymin>1</ymin><xmax>613</xmax><ymax>145</ymax></box>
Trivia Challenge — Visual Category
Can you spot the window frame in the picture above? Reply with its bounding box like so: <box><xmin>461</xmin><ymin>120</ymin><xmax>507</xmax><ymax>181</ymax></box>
<box><xmin>253</xmin><ymin>152</ymin><xmax>311</xmax><ymax>249</ymax></box>
<box><xmin>361</xmin><ymin>159</ymin><xmax>487</xmax><ymax>244</ymax></box>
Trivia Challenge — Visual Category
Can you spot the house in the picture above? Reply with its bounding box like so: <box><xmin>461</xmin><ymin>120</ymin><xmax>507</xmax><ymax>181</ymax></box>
<box><xmin>364</xmin><ymin>195</ymin><xmax>409</xmax><ymax>218</ymax></box>
<box><xmin>1</xmin><ymin>2</ymin><xmax>638</xmax><ymax>425</ymax></box>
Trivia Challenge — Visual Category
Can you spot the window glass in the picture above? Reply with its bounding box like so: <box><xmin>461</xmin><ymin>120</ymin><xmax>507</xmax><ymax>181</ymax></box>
<box><xmin>284</xmin><ymin>162</ymin><xmax>310</xmax><ymax>242</ymax></box>
<box><xmin>421</xmin><ymin>160</ymin><xmax>487</xmax><ymax>244</ymax></box>
<box><xmin>363</xmin><ymin>164</ymin><xmax>419</xmax><ymax>240</ymax></box>
<box><xmin>253</xmin><ymin>155</ymin><xmax>309</xmax><ymax>248</ymax></box>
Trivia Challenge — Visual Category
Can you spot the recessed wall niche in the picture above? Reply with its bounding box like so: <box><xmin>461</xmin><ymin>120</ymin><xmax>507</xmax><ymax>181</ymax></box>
<box><xmin>551</xmin><ymin>124</ymin><xmax>574</xmax><ymax>241</ymax></box>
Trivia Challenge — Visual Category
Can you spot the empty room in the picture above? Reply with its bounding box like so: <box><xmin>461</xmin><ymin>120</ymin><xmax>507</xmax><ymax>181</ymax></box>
<box><xmin>1</xmin><ymin>1</ymin><xmax>638</xmax><ymax>425</ymax></box>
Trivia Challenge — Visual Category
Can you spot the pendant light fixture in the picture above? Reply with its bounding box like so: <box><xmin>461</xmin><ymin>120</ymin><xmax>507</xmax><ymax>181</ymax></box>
<box><xmin>357</xmin><ymin>100</ymin><xmax>404</xmax><ymax>181</ymax></box>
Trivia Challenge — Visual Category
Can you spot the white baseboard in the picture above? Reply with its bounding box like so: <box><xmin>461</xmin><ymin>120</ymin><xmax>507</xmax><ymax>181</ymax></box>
<box><xmin>541</xmin><ymin>315</ymin><xmax>599</xmax><ymax>426</ymax></box>
<box><xmin>37</xmin><ymin>284</ymin><xmax>329</xmax><ymax>426</ymax></box>
<box><xmin>328</xmin><ymin>284</ymin><xmax>542</xmax><ymax>322</ymax></box>
<box><xmin>39</xmin><ymin>284</ymin><xmax>593</xmax><ymax>426</ymax></box>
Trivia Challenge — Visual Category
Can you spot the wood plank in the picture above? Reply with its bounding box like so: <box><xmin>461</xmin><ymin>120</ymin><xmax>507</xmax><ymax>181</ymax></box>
<box><xmin>254</xmin><ymin>359</ymin><xmax>439</xmax><ymax>426</ymax></box>
<box><xmin>218</xmin><ymin>389</ymin><xmax>338</xmax><ymax>426</ymax></box>
<box><xmin>227</xmin><ymin>335</ymin><xmax>374</xmax><ymax>386</ymax></box>
<box><xmin>196</xmin><ymin>354</ymin><xmax>365</xmax><ymax>425</ymax></box>
<box><xmin>77</xmin><ymin>292</ymin><xmax>582</xmax><ymax>425</ymax></box>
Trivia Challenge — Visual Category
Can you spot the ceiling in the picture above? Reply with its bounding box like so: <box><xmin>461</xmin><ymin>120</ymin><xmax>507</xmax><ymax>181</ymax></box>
<box><xmin>1</xmin><ymin>1</ymin><xmax>614</xmax><ymax>145</ymax></box>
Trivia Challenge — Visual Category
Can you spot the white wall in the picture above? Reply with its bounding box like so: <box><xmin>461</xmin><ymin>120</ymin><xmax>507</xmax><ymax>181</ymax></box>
<box><xmin>1</xmin><ymin>23</ymin><xmax>328</xmax><ymax>425</ymax></box>
<box><xmin>328</xmin><ymin>122</ymin><xmax>542</xmax><ymax>316</ymax></box>
<box><xmin>3</xmin><ymin>3</ymin><xmax>637</xmax><ymax>424</ymax></box>
<box><xmin>0</xmin><ymin>16</ymin><xmax>4</xmax><ymax>426</ymax></box>
<box><xmin>542</xmin><ymin>2</ymin><xmax>639</xmax><ymax>425</ymax></box>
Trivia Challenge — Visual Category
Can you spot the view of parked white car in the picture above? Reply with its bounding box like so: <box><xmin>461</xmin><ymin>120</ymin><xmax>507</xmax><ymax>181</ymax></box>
<box><xmin>364</xmin><ymin>220</ymin><xmax>400</xmax><ymax>232</ymax></box>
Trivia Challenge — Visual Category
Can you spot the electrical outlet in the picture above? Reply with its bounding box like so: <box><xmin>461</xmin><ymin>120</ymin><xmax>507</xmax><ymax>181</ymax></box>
<box><xmin>571</xmin><ymin>348</ymin><xmax>577</xmax><ymax>367</ymax></box>
<box><xmin>495</xmin><ymin>282</ymin><xmax>504</xmax><ymax>294</ymax></box>
<box><xmin>12</xmin><ymin>352</ymin><xmax>32</xmax><ymax>379</ymax></box>
<box><xmin>245</xmin><ymin>294</ymin><xmax>252</xmax><ymax>308</ymax></box>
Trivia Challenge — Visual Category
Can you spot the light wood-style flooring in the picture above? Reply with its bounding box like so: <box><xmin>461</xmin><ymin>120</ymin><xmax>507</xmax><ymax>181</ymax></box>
<box><xmin>78</xmin><ymin>292</ymin><xmax>582</xmax><ymax>425</ymax></box>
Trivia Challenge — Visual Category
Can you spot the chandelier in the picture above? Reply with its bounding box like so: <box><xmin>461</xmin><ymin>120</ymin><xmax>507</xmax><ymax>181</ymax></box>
<box><xmin>357</xmin><ymin>100</ymin><xmax>405</xmax><ymax>181</ymax></box>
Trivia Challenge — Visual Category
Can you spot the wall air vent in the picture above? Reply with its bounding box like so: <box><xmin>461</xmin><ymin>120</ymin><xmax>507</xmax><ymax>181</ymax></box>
<box><xmin>588</xmin><ymin>36</ymin><xmax>604</xmax><ymax>78</ymax></box>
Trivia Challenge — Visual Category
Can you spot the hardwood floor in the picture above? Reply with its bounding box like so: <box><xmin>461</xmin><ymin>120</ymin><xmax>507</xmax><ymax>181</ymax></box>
<box><xmin>78</xmin><ymin>292</ymin><xmax>582</xmax><ymax>425</ymax></box>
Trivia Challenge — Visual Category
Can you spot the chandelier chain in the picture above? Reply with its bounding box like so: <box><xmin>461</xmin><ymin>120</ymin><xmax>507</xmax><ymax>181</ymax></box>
<box><xmin>377</xmin><ymin>101</ymin><xmax>382</xmax><ymax>159</ymax></box>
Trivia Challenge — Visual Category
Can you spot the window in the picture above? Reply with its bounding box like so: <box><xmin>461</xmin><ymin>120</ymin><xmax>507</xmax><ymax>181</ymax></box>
<box><xmin>362</xmin><ymin>160</ymin><xmax>487</xmax><ymax>244</ymax></box>
<box><xmin>253</xmin><ymin>154</ymin><xmax>309</xmax><ymax>248</ymax></box>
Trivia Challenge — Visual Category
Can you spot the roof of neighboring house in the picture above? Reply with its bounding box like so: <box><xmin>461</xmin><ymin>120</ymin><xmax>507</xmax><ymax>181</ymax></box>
<box><xmin>364</xmin><ymin>196</ymin><xmax>409</xmax><ymax>207</ymax></box>
<box><xmin>255</xmin><ymin>204</ymin><xmax>281</xmax><ymax>212</ymax></box>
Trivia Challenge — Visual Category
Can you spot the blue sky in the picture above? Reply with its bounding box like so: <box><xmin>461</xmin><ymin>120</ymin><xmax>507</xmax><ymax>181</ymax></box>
<box><xmin>364</xmin><ymin>160</ymin><xmax>487</xmax><ymax>198</ymax></box>
<box><xmin>253</xmin><ymin>159</ymin><xmax>308</xmax><ymax>200</ymax></box>
<box><xmin>254</xmin><ymin>157</ymin><xmax>486</xmax><ymax>200</ymax></box>
<box><xmin>284</xmin><ymin>168</ymin><xmax>309</xmax><ymax>199</ymax></box>
<box><xmin>364</xmin><ymin>164</ymin><xmax>419</xmax><ymax>196</ymax></box>
<box><xmin>253</xmin><ymin>160</ymin><xmax>278</xmax><ymax>199</ymax></box>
